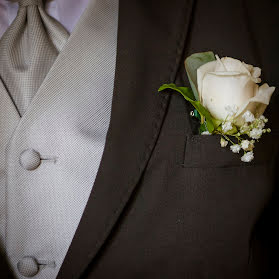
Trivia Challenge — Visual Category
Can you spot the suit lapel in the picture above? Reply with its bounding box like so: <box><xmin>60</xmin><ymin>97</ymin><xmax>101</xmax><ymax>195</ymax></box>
<box><xmin>57</xmin><ymin>0</ymin><xmax>194</xmax><ymax>278</ymax></box>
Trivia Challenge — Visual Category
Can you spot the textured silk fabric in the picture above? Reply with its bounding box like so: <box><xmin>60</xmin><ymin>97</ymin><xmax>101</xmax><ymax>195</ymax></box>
<box><xmin>0</xmin><ymin>0</ymin><xmax>70</xmax><ymax>116</ymax></box>
<box><xmin>0</xmin><ymin>0</ymin><xmax>90</xmax><ymax>38</ymax></box>
<box><xmin>0</xmin><ymin>0</ymin><xmax>119</xmax><ymax>278</ymax></box>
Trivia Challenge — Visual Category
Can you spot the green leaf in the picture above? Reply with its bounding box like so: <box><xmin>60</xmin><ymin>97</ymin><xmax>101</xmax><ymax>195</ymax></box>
<box><xmin>158</xmin><ymin>83</ymin><xmax>195</xmax><ymax>100</ymax></box>
<box><xmin>226</xmin><ymin>125</ymin><xmax>238</xmax><ymax>135</ymax></box>
<box><xmin>199</xmin><ymin>123</ymin><xmax>207</xmax><ymax>133</ymax></box>
<box><xmin>193</xmin><ymin>102</ymin><xmax>215</xmax><ymax>133</ymax></box>
<box><xmin>212</xmin><ymin>118</ymin><xmax>222</xmax><ymax>129</ymax></box>
<box><xmin>184</xmin><ymin>51</ymin><xmax>216</xmax><ymax>101</ymax></box>
<box><xmin>193</xmin><ymin>109</ymin><xmax>201</xmax><ymax>120</ymax></box>
<box><xmin>158</xmin><ymin>83</ymin><xmax>216</xmax><ymax>133</ymax></box>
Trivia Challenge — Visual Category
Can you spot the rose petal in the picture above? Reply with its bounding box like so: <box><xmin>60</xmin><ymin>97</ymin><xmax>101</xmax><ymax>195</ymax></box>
<box><xmin>251</xmin><ymin>67</ymin><xmax>261</xmax><ymax>79</ymax></box>
<box><xmin>256</xmin><ymin>83</ymin><xmax>275</xmax><ymax>103</ymax></box>
<box><xmin>242</xmin><ymin>62</ymin><xmax>253</xmax><ymax>73</ymax></box>
<box><xmin>242</xmin><ymin>63</ymin><xmax>262</xmax><ymax>83</ymax></box>
<box><xmin>234</xmin><ymin>83</ymin><xmax>275</xmax><ymax>125</ymax></box>
<box><xmin>201</xmin><ymin>72</ymin><xmax>255</xmax><ymax>120</ymax></box>
<box><xmin>216</xmin><ymin>57</ymin><xmax>251</xmax><ymax>75</ymax></box>
<box><xmin>215</xmin><ymin>54</ymin><xmax>227</xmax><ymax>71</ymax></box>
<box><xmin>197</xmin><ymin>60</ymin><xmax>217</xmax><ymax>102</ymax></box>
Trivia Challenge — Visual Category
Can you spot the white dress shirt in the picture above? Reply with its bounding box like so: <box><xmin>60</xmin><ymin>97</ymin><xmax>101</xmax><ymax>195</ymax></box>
<box><xmin>0</xmin><ymin>0</ymin><xmax>90</xmax><ymax>38</ymax></box>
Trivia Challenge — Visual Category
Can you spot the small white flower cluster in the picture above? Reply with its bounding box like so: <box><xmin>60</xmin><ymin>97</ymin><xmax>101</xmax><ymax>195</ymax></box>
<box><xmin>220</xmin><ymin>139</ymin><xmax>255</xmax><ymax>162</ymax></box>
<box><xmin>241</xmin><ymin>113</ymin><xmax>269</xmax><ymax>140</ymax></box>
<box><xmin>241</xmin><ymin>151</ymin><xmax>254</xmax><ymax>162</ymax></box>
<box><xmin>230</xmin><ymin>144</ymin><xmax>241</xmax><ymax>153</ymax></box>
<box><xmin>242</xmin><ymin>111</ymin><xmax>255</xmax><ymax>122</ymax></box>
<box><xmin>221</xmin><ymin>121</ymin><xmax>233</xmax><ymax>133</ymax></box>
<box><xmin>201</xmin><ymin>131</ymin><xmax>211</xmax><ymax>135</ymax></box>
<box><xmin>219</xmin><ymin>110</ymin><xmax>270</xmax><ymax>163</ymax></box>
<box><xmin>221</xmin><ymin>105</ymin><xmax>239</xmax><ymax>133</ymax></box>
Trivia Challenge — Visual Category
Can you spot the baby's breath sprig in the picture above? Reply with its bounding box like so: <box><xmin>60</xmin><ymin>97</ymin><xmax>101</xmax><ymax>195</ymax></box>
<box><xmin>216</xmin><ymin>108</ymin><xmax>270</xmax><ymax>162</ymax></box>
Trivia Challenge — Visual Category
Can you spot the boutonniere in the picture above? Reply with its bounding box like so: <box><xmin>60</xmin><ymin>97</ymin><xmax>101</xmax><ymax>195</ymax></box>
<box><xmin>159</xmin><ymin>52</ymin><xmax>276</xmax><ymax>162</ymax></box>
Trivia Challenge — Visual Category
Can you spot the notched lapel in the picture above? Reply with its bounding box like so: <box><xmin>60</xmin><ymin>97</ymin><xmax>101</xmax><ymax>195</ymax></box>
<box><xmin>57</xmin><ymin>0</ymin><xmax>194</xmax><ymax>278</ymax></box>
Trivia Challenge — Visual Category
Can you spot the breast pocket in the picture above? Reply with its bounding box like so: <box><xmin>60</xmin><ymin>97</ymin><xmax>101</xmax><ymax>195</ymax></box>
<box><xmin>182</xmin><ymin>133</ymin><xmax>279</xmax><ymax>168</ymax></box>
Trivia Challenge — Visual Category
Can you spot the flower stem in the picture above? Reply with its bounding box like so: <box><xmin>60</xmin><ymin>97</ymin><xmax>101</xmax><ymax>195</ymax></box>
<box><xmin>216</xmin><ymin>131</ymin><xmax>235</xmax><ymax>145</ymax></box>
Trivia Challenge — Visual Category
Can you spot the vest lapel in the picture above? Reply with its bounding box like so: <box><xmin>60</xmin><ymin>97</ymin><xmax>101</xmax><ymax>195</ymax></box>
<box><xmin>0</xmin><ymin>79</ymin><xmax>20</xmax><ymax>121</ymax></box>
<box><xmin>57</xmin><ymin>0</ymin><xmax>194</xmax><ymax>278</ymax></box>
<box><xmin>0</xmin><ymin>79</ymin><xmax>20</xmax><ymax>247</ymax></box>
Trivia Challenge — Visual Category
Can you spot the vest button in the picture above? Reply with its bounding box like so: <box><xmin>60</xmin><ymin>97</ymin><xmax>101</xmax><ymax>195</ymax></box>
<box><xmin>19</xmin><ymin>149</ymin><xmax>41</xmax><ymax>170</ymax></box>
<box><xmin>17</xmin><ymin>256</ymin><xmax>39</xmax><ymax>277</ymax></box>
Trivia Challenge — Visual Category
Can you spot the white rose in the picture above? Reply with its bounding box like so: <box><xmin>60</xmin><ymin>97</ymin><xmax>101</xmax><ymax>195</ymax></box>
<box><xmin>197</xmin><ymin>55</ymin><xmax>275</xmax><ymax>125</ymax></box>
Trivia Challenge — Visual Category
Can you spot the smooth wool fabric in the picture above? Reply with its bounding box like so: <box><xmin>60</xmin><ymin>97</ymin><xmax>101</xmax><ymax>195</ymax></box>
<box><xmin>0</xmin><ymin>0</ymin><xmax>119</xmax><ymax>278</ymax></box>
<box><xmin>56</xmin><ymin>0</ymin><xmax>279</xmax><ymax>278</ymax></box>
<box><xmin>0</xmin><ymin>0</ymin><xmax>69</xmax><ymax>116</ymax></box>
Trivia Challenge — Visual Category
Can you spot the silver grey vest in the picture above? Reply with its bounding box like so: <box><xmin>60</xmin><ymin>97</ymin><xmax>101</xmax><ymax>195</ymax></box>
<box><xmin>0</xmin><ymin>0</ymin><xmax>118</xmax><ymax>278</ymax></box>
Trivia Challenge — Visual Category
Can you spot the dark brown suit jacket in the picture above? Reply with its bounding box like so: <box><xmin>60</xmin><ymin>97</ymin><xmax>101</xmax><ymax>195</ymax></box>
<box><xmin>1</xmin><ymin>0</ymin><xmax>279</xmax><ymax>278</ymax></box>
